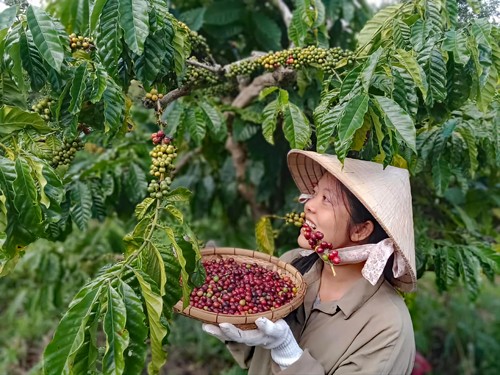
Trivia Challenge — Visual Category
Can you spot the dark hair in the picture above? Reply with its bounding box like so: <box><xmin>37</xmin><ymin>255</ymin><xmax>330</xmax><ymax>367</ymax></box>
<box><xmin>290</xmin><ymin>177</ymin><xmax>388</xmax><ymax>275</ymax></box>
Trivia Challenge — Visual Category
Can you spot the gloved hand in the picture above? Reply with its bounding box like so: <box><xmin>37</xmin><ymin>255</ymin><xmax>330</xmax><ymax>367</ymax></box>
<box><xmin>203</xmin><ymin>317</ymin><xmax>303</xmax><ymax>369</ymax></box>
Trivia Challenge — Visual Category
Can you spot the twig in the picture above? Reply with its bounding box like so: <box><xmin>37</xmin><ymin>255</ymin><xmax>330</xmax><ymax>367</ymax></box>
<box><xmin>158</xmin><ymin>86</ymin><xmax>191</xmax><ymax>108</ymax></box>
<box><xmin>186</xmin><ymin>59</ymin><xmax>223</xmax><ymax>74</ymax></box>
<box><xmin>271</xmin><ymin>0</ymin><xmax>293</xmax><ymax>28</ymax></box>
<box><xmin>174</xmin><ymin>147</ymin><xmax>202</xmax><ymax>173</ymax></box>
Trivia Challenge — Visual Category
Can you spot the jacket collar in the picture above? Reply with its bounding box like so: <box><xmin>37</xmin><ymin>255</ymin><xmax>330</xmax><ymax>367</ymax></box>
<box><xmin>299</xmin><ymin>256</ymin><xmax>385</xmax><ymax>321</ymax></box>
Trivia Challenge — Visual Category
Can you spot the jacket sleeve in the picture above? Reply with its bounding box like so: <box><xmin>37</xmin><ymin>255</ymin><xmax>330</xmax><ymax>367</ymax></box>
<box><xmin>332</xmin><ymin>326</ymin><xmax>415</xmax><ymax>375</ymax></box>
<box><xmin>225</xmin><ymin>342</ymin><xmax>255</xmax><ymax>369</ymax></box>
<box><xmin>274</xmin><ymin>349</ymin><xmax>325</xmax><ymax>374</ymax></box>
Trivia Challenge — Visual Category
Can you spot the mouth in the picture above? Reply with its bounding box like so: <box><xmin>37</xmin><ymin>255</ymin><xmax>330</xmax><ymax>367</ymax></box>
<box><xmin>304</xmin><ymin>219</ymin><xmax>317</xmax><ymax>230</ymax></box>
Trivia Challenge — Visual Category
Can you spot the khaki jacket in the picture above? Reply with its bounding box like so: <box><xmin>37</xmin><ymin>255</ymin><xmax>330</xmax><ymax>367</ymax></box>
<box><xmin>226</xmin><ymin>249</ymin><xmax>416</xmax><ymax>374</ymax></box>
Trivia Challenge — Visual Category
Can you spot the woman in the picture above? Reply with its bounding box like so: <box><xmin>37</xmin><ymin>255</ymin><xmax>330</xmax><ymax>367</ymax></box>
<box><xmin>203</xmin><ymin>149</ymin><xmax>417</xmax><ymax>374</ymax></box>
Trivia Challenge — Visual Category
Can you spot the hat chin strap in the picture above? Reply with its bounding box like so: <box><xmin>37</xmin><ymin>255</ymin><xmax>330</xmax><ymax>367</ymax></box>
<box><xmin>335</xmin><ymin>238</ymin><xmax>407</xmax><ymax>286</ymax></box>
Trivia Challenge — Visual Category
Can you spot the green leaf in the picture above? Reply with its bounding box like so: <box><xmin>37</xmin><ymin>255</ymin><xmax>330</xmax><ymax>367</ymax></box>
<box><xmin>456</xmin><ymin>122</ymin><xmax>478</xmax><ymax>178</ymax></box>
<box><xmin>288</xmin><ymin>5</ymin><xmax>309</xmax><ymax>47</ymax></box>
<box><xmin>255</xmin><ymin>216</ymin><xmax>274</xmax><ymax>255</ymax></box>
<box><xmin>103</xmin><ymin>285</ymin><xmax>129</xmax><ymax>375</ymax></box>
<box><xmin>125</xmin><ymin>162</ymin><xmax>147</xmax><ymax>203</ymax></box>
<box><xmin>142</xmin><ymin>242</ymin><xmax>167</xmax><ymax>295</ymax></box>
<box><xmin>204</xmin><ymin>0</ymin><xmax>245</xmax><ymax>25</ymax></box>
<box><xmin>0</xmin><ymin>73</ymin><xmax>25</xmax><ymax>108</ymax></box>
<box><xmin>69</xmin><ymin>63</ymin><xmax>88</xmax><ymax>114</ymax></box>
<box><xmin>70</xmin><ymin>181</ymin><xmax>92</xmax><ymax>231</ymax></box>
<box><xmin>471</xmin><ymin>19</ymin><xmax>491</xmax><ymax>47</ymax></box>
<box><xmin>164</xmin><ymin>227</ymin><xmax>190</xmax><ymax>303</ymax></box>
<box><xmin>335</xmin><ymin>94</ymin><xmax>370</xmax><ymax>160</ymax></box>
<box><xmin>97</xmin><ymin>0</ymin><xmax>122</xmax><ymax>79</ymax></box>
<box><xmin>442</xmin><ymin>30</ymin><xmax>468</xmax><ymax>65</ymax></box>
<box><xmin>4</xmin><ymin>24</ymin><xmax>24</xmax><ymax>93</ymax></box>
<box><xmin>172</xmin><ymin>27</ymin><xmax>190</xmax><ymax>77</ymax></box>
<box><xmin>261</xmin><ymin>99</ymin><xmax>279</xmax><ymax>145</ymax></box>
<box><xmin>392</xmin><ymin>19</ymin><xmax>411</xmax><ymax>50</ymax></box>
<box><xmin>477</xmin><ymin>65</ymin><xmax>497</xmax><ymax>112</ymax></box>
<box><xmin>41</xmin><ymin>160</ymin><xmax>64</xmax><ymax>220</ymax></box>
<box><xmin>373</xmin><ymin>95</ymin><xmax>416</xmax><ymax>152</ymax></box>
<box><xmin>164</xmin><ymin>204</ymin><xmax>184</xmax><ymax>224</ymax></box>
<box><xmin>90</xmin><ymin>0</ymin><xmax>108</xmax><ymax>32</ymax></box>
<box><xmin>184</xmin><ymin>107</ymin><xmax>205</xmax><ymax>145</ymax></box>
<box><xmin>251</xmin><ymin>12</ymin><xmax>282</xmax><ymax>51</ymax></box>
<box><xmin>0</xmin><ymin>157</ymin><xmax>16</xmax><ymax>207</ymax></box>
<box><xmin>339</xmin><ymin>64</ymin><xmax>363</xmax><ymax>99</ymax></box>
<box><xmin>136</xmin><ymin>29</ymin><xmax>171</xmax><ymax>88</ymax></box>
<box><xmin>13</xmin><ymin>158</ymin><xmax>42</xmax><ymax>231</ymax></box>
<box><xmin>0</xmin><ymin>6</ymin><xmax>17</xmax><ymax>30</ymax></box>
<box><xmin>132</xmin><ymin>270</ymin><xmax>167</xmax><ymax>375</ymax></box>
<box><xmin>258</xmin><ymin>86</ymin><xmax>279</xmax><ymax>100</ymax></box>
<box><xmin>361</xmin><ymin>47</ymin><xmax>383</xmax><ymax>91</ymax></box>
<box><xmin>445</xmin><ymin>0</ymin><xmax>458</xmax><ymax>28</ymax></box>
<box><xmin>103</xmin><ymin>78</ymin><xmax>125</xmax><ymax>133</ymax></box>
<box><xmin>118</xmin><ymin>0</ymin><xmax>149</xmax><ymax>54</ymax></box>
<box><xmin>43</xmin><ymin>283</ymin><xmax>103</xmax><ymax>375</ymax></box>
<box><xmin>71</xmin><ymin>296</ymin><xmax>100</xmax><ymax>374</ymax></box>
<box><xmin>119</xmin><ymin>281</ymin><xmax>148</xmax><ymax>375</ymax></box>
<box><xmin>163</xmin><ymin>187</ymin><xmax>192</xmax><ymax>203</ymax></box>
<box><xmin>432</xmin><ymin>157</ymin><xmax>451</xmax><ymax>195</ymax></box>
<box><xmin>26</xmin><ymin>6</ymin><xmax>64</xmax><ymax>72</ymax></box>
<box><xmin>393</xmin><ymin>48</ymin><xmax>428</xmax><ymax>99</ymax></box>
<box><xmin>410</xmin><ymin>19</ymin><xmax>434</xmax><ymax>53</ymax></box>
<box><xmin>425</xmin><ymin>47</ymin><xmax>447</xmax><ymax>106</ymax></box>
<box><xmin>179</xmin><ymin>7</ymin><xmax>206</xmax><ymax>31</ymax></box>
<box><xmin>20</xmin><ymin>29</ymin><xmax>47</xmax><ymax>91</ymax></box>
<box><xmin>357</xmin><ymin>3</ymin><xmax>403</xmax><ymax>49</ymax></box>
<box><xmin>316</xmin><ymin>100</ymin><xmax>346</xmax><ymax>154</ymax></box>
<box><xmin>0</xmin><ymin>106</ymin><xmax>51</xmax><ymax>134</ymax></box>
<box><xmin>165</xmin><ymin>101</ymin><xmax>184</xmax><ymax>136</ymax></box>
<box><xmin>283</xmin><ymin>102</ymin><xmax>311</xmax><ymax>149</ymax></box>
<box><xmin>90</xmin><ymin>64</ymin><xmax>108</xmax><ymax>103</ymax></box>
<box><xmin>135</xmin><ymin>198</ymin><xmax>155</xmax><ymax>220</ymax></box>
<box><xmin>199</xmin><ymin>101</ymin><xmax>224</xmax><ymax>137</ymax></box>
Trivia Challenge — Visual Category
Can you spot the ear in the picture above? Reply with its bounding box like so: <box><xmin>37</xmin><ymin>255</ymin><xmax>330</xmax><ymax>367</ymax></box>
<box><xmin>350</xmin><ymin>221</ymin><xmax>375</xmax><ymax>243</ymax></box>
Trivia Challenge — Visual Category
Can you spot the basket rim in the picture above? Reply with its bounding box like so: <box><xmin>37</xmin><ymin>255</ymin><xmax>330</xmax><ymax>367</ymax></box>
<box><xmin>174</xmin><ymin>247</ymin><xmax>307</xmax><ymax>326</ymax></box>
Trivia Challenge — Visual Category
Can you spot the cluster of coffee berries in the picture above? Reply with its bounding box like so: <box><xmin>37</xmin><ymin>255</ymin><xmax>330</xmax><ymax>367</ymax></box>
<box><xmin>284</xmin><ymin>211</ymin><xmax>305</xmax><ymax>227</ymax></box>
<box><xmin>31</xmin><ymin>97</ymin><xmax>54</xmax><ymax>121</ymax></box>
<box><xmin>189</xmin><ymin>257</ymin><xmax>298</xmax><ymax>314</ymax></box>
<box><xmin>150</xmin><ymin>129</ymin><xmax>172</xmax><ymax>145</ymax></box>
<box><xmin>175</xmin><ymin>20</ymin><xmax>211</xmax><ymax>59</ymax></box>
<box><xmin>182</xmin><ymin>61</ymin><xmax>219</xmax><ymax>87</ymax></box>
<box><xmin>302</xmin><ymin>223</ymin><xmax>341</xmax><ymax>272</ymax></box>
<box><xmin>147</xmin><ymin>178</ymin><xmax>173</xmax><ymax>199</ymax></box>
<box><xmin>226</xmin><ymin>46</ymin><xmax>355</xmax><ymax>77</ymax></box>
<box><xmin>143</xmin><ymin>88</ymin><xmax>164</xmax><ymax>109</ymax></box>
<box><xmin>68</xmin><ymin>33</ymin><xmax>94</xmax><ymax>52</ymax></box>
<box><xmin>51</xmin><ymin>137</ymin><xmax>84</xmax><ymax>168</ymax></box>
<box><xmin>148</xmin><ymin>137</ymin><xmax>177</xmax><ymax>199</ymax></box>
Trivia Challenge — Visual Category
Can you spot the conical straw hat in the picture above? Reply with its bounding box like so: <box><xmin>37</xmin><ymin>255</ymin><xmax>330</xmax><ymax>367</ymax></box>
<box><xmin>287</xmin><ymin>149</ymin><xmax>416</xmax><ymax>292</ymax></box>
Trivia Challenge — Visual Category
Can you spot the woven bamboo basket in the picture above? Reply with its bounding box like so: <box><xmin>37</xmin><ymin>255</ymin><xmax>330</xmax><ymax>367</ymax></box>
<box><xmin>174</xmin><ymin>247</ymin><xmax>307</xmax><ymax>330</ymax></box>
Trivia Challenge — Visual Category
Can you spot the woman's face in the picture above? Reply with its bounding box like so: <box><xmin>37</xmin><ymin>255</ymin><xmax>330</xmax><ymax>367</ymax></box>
<box><xmin>297</xmin><ymin>173</ymin><xmax>355</xmax><ymax>250</ymax></box>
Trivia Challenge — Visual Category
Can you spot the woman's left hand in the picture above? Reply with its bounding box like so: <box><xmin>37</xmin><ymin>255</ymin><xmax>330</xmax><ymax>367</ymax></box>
<box><xmin>219</xmin><ymin>317</ymin><xmax>304</xmax><ymax>369</ymax></box>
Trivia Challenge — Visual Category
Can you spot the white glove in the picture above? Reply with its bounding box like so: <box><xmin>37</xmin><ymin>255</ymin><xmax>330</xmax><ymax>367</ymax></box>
<box><xmin>202</xmin><ymin>323</ymin><xmax>232</xmax><ymax>343</ymax></box>
<box><xmin>205</xmin><ymin>317</ymin><xmax>303</xmax><ymax>369</ymax></box>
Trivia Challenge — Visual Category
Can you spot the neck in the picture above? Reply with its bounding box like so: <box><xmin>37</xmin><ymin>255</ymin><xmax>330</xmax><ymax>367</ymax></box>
<box><xmin>319</xmin><ymin>262</ymin><xmax>365</xmax><ymax>301</ymax></box>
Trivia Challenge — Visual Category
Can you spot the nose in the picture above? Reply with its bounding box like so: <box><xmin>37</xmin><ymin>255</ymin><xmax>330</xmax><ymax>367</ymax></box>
<box><xmin>304</xmin><ymin>194</ymin><xmax>317</xmax><ymax>213</ymax></box>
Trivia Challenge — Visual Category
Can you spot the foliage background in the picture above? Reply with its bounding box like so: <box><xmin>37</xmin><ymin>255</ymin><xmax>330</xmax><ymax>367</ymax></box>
<box><xmin>0</xmin><ymin>0</ymin><xmax>498</xmax><ymax>374</ymax></box>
